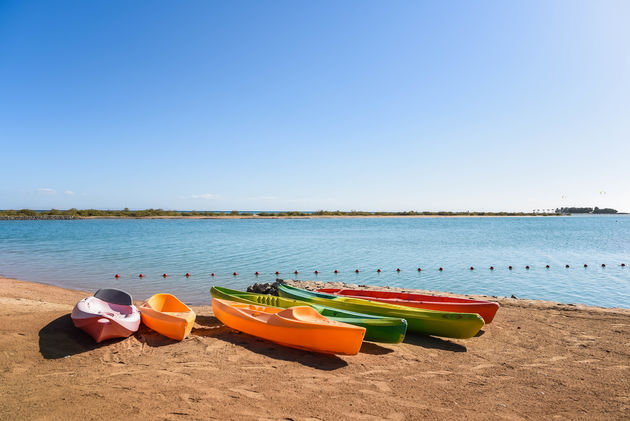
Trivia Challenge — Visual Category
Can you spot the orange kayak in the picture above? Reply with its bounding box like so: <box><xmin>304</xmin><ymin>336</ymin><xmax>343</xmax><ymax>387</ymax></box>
<box><xmin>212</xmin><ymin>298</ymin><xmax>366</xmax><ymax>355</ymax></box>
<box><xmin>139</xmin><ymin>293</ymin><xmax>196</xmax><ymax>341</ymax></box>
<box><xmin>318</xmin><ymin>288</ymin><xmax>499</xmax><ymax>323</ymax></box>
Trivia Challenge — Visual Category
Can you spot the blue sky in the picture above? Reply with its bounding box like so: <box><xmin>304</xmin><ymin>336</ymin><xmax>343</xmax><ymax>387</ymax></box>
<box><xmin>1</xmin><ymin>1</ymin><xmax>628</xmax><ymax>212</ymax></box>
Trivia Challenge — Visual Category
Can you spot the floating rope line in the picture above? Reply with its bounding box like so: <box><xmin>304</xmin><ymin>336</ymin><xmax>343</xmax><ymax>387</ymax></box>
<box><xmin>112</xmin><ymin>263</ymin><xmax>627</xmax><ymax>279</ymax></box>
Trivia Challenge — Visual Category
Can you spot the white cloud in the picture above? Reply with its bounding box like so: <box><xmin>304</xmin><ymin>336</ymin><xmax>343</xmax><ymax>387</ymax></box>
<box><xmin>190</xmin><ymin>193</ymin><xmax>219</xmax><ymax>200</ymax></box>
<box><xmin>37</xmin><ymin>188</ymin><xmax>56</xmax><ymax>193</ymax></box>
<box><xmin>64</xmin><ymin>190</ymin><xmax>75</xmax><ymax>195</ymax></box>
<box><xmin>247</xmin><ymin>195</ymin><xmax>279</xmax><ymax>201</ymax></box>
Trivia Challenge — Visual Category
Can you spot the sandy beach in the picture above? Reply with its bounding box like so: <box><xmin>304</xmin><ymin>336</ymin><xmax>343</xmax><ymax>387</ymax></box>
<box><xmin>1</xmin><ymin>276</ymin><xmax>629</xmax><ymax>420</ymax></box>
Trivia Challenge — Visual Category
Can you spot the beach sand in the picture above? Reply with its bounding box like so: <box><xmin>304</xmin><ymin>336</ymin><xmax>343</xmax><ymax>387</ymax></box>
<box><xmin>1</xmin><ymin>276</ymin><xmax>628</xmax><ymax>420</ymax></box>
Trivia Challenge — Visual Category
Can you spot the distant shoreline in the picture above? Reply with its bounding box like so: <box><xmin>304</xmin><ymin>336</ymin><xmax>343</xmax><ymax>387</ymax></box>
<box><xmin>3</xmin><ymin>209</ymin><xmax>625</xmax><ymax>220</ymax></box>
<box><xmin>0</xmin><ymin>209</ymin><xmax>567</xmax><ymax>220</ymax></box>
<box><xmin>0</xmin><ymin>214</ymin><xmax>563</xmax><ymax>220</ymax></box>
<box><xmin>82</xmin><ymin>214</ymin><xmax>558</xmax><ymax>219</ymax></box>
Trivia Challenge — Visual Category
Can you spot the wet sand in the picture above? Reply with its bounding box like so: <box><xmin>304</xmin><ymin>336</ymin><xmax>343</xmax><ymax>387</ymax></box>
<box><xmin>0</xmin><ymin>276</ymin><xmax>628</xmax><ymax>420</ymax></box>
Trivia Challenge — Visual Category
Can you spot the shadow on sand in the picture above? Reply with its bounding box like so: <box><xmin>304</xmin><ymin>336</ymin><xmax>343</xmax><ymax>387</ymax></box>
<box><xmin>403</xmin><ymin>332</ymin><xmax>467</xmax><ymax>352</ymax></box>
<box><xmin>133</xmin><ymin>325</ymin><xmax>181</xmax><ymax>347</ymax></box>
<box><xmin>194</xmin><ymin>315</ymin><xmax>348</xmax><ymax>370</ymax></box>
<box><xmin>38</xmin><ymin>313</ymin><xmax>125</xmax><ymax>359</ymax></box>
<box><xmin>474</xmin><ymin>329</ymin><xmax>486</xmax><ymax>338</ymax></box>
<box><xmin>360</xmin><ymin>342</ymin><xmax>395</xmax><ymax>355</ymax></box>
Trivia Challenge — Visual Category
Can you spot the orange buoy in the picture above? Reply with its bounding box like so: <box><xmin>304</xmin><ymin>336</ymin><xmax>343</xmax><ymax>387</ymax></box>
<box><xmin>355</xmin><ymin>269</ymin><xmax>360</xmax><ymax>273</ymax></box>
<box><xmin>525</xmin><ymin>266</ymin><xmax>530</xmax><ymax>270</ymax></box>
<box><xmin>545</xmin><ymin>265</ymin><xmax>550</xmax><ymax>268</ymax></box>
<box><xmin>275</xmin><ymin>271</ymin><xmax>280</xmax><ymax>275</ymax></box>
<box><xmin>377</xmin><ymin>268</ymin><xmax>381</xmax><ymax>273</ymax></box>
<box><xmin>565</xmin><ymin>265</ymin><xmax>569</xmax><ymax>268</ymax></box>
<box><xmin>508</xmin><ymin>266</ymin><xmax>512</xmax><ymax>270</ymax></box>
<box><xmin>396</xmin><ymin>268</ymin><xmax>401</xmax><ymax>272</ymax></box>
<box><xmin>489</xmin><ymin>266</ymin><xmax>494</xmax><ymax>270</ymax></box>
<box><xmin>314</xmin><ymin>270</ymin><xmax>319</xmax><ymax>274</ymax></box>
<box><xmin>294</xmin><ymin>270</ymin><xmax>299</xmax><ymax>274</ymax></box>
<box><xmin>185</xmin><ymin>273</ymin><xmax>191</xmax><ymax>277</ymax></box>
<box><xmin>211</xmin><ymin>273</ymin><xmax>215</xmax><ymax>277</ymax></box>
<box><xmin>334</xmin><ymin>269</ymin><xmax>339</xmax><ymax>274</ymax></box>
<box><xmin>439</xmin><ymin>267</ymin><xmax>443</xmax><ymax>271</ymax></box>
<box><xmin>255</xmin><ymin>271</ymin><xmax>260</xmax><ymax>276</ymax></box>
<box><xmin>584</xmin><ymin>264</ymin><xmax>588</xmax><ymax>268</ymax></box>
<box><xmin>601</xmin><ymin>263</ymin><xmax>606</xmax><ymax>267</ymax></box>
<box><xmin>233</xmin><ymin>272</ymin><xmax>238</xmax><ymax>276</ymax></box>
<box><xmin>139</xmin><ymin>273</ymin><xmax>144</xmax><ymax>278</ymax></box>
<box><xmin>163</xmin><ymin>273</ymin><xmax>168</xmax><ymax>278</ymax></box>
<box><xmin>622</xmin><ymin>263</ymin><xmax>626</xmax><ymax>267</ymax></box>
<box><xmin>114</xmin><ymin>274</ymin><xmax>120</xmax><ymax>278</ymax></box>
<box><xmin>470</xmin><ymin>266</ymin><xmax>474</xmax><ymax>270</ymax></box>
<box><xmin>417</xmin><ymin>268</ymin><xmax>422</xmax><ymax>272</ymax></box>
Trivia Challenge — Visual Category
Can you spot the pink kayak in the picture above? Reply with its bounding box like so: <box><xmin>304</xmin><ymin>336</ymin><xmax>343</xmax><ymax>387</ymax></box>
<box><xmin>317</xmin><ymin>288</ymin><xmax>500</xmax><ymax>323</ymax></box>
<box><xmin>71</xmin><ymin>288</ymin><xmax>141</xmax><ymax>343</ymax></box>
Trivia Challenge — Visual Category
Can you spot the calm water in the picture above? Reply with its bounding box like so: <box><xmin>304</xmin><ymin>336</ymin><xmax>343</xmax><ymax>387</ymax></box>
<box><xmin>0</xmin><ymin>216</ymin><xmax>629</xmax><ymax>308</ymax></box>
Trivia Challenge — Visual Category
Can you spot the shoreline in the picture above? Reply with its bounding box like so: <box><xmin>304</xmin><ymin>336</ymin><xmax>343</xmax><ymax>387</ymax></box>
<box><xmin>1</xmin><ymin>214</ymin><xmax>563</xmax><ymax>220</ymax></box>
<box><xmin>82</xmin><ymin>214</ymin><xmax>559</xmax><ymax>219</ymax></box>
<box><xmin>1</xmin><ymin>276</ymin><xmax>629</xmax><ymax>419</ymax></box>
<box><xmin>279</xmin><ymin>279</ymin><xmax>630</xmax><ymax>314</ymax></box>
<box><xmin>12</xmin><ymin>272</ymin><xmax>629</xmax><ymax>310</ymax></box>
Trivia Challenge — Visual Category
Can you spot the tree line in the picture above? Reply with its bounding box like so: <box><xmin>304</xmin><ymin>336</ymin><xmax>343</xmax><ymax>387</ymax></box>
<box><xmin>556</xmin><ymin>207</ymin><xmax>618</xmax><ymax>214</ymax></box>
<box><xmin>0</xmin><ymin>208</ymin><xmax>559</xmax><ymax>219</ymax></box>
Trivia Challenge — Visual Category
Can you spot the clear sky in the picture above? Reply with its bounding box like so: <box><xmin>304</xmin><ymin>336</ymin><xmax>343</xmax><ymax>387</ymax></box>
<box><xmin>1</xmin><ymin>1</ymin><xmax>628</xmax><ymax>212</ymax></box>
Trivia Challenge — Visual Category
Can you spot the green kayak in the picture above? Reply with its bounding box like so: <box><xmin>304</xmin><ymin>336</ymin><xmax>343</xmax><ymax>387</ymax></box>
<box><xmin>210</xmin><ymin>286</ymin><xmax>407</xmax><ymax>344</ymax></box>
<box><xmin>278</xmin><ymin>284</ymin><xmax>484</xmax><ymax>339</ymax></box>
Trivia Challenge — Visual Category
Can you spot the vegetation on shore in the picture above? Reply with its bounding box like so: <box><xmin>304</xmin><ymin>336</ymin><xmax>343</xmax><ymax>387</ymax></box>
<box><xmin>0</xmin><ymin>208</ymin><xmax>561</xmax><ymax>219</ymax></box>
<box><xmin>556</xmin><ymin>207</ymin><xmax>618</xmax><ymax>214</ymax></box>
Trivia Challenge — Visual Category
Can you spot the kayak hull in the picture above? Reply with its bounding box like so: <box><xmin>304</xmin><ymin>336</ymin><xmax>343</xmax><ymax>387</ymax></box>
<box><xmin>71</xmin><ymin>315</ymin><xmax>137</xmax><ymax>343</ymax></box>
<box><xmin>139</xmin><ymin>294</ymin><xmax>196</xmax><ymax>341</ymax></box>
<box><xmin>212</xmin><ymin>298</ymin><xmax>365</xmax><ymax>355</ymax></box>
<box><xmin>278</xmin><ymin>284</ymin><xmax>484</xmax><ymax>339</ymax></box>
<box><xmin>318</xmin><ymin>288</ymin><xmax>499</xmax><ymax>323</ymax></box>
<box><xmin>210</xmin><ymin>286</ymin><xmax>407</xmax><ymax>343</ymax></box>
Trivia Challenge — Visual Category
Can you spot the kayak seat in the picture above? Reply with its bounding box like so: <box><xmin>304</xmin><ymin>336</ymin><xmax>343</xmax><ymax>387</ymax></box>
<box><xmin>94</xmin><ymin>288</ymin><xmax>133</xmax><ymax>306</ymax></box>
<box><xmin>277</xmin><ymin>306</ymin><xmax>329</xmax><ymax>323</ymax></box>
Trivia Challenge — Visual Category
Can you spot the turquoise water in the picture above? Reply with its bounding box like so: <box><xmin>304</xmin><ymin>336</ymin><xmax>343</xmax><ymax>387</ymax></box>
<box><xmin>0</xmin><ymin>216</ymin><xmax>628</xmax><ymax>308</ymax></box>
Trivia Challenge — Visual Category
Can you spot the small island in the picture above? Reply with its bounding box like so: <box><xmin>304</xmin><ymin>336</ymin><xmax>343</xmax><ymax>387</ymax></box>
<box><xmin>556</xmin><ymin>207</ymin><xmax>618</xmax><ymax>214</ymax></box>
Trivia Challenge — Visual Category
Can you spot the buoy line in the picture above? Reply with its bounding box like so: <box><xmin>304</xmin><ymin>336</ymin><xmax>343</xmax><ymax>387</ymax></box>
<box><xmin>112</xmin><ymin>262</ymin><xmax>626</xmax><ymax>279</ymax></box>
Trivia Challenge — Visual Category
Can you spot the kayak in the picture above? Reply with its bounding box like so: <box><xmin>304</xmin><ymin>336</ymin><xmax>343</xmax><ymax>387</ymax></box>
<box><xmin>278</xmin><ymin>284</ymin><xmax>484</xmax><ymax>339</ymax></box>
<box><xmin>139</xmin><ymin>293</ymin><xmax>196</xmax><ymax>341</ymax></box>
<box><xmin>212</xmin><ymin>298</ymin><xmax>365</xmax><ymax>355</ymax></box>
<box><xmin>71</xmin><ymin>288</ymin><xmax>140</xmax><ymax>343</ymax></box>
<box><xmin>317</xmin><ymin>288</ymin><xmax>499</xmax><ymax>323</ymax></box>
<box><xmin>211</xmin><ymin>286</ymin><xmax>407</xmax><ymax>343</ymax></box>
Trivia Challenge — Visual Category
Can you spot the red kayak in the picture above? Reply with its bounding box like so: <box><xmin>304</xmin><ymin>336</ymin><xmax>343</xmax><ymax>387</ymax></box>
<box><xmin>317</xmin><ymin>288</ymin><xmax>499</xmax><ymax>323</ymax></box>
